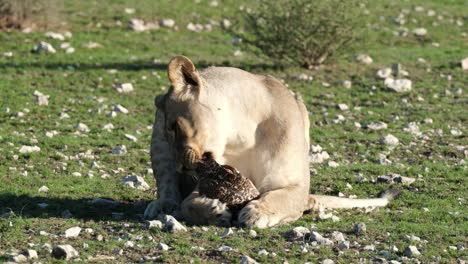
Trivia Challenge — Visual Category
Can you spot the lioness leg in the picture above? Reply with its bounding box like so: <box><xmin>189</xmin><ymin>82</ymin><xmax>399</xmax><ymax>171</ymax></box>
<box><xmin>181</xmin><ymin>190</ymin><xmax>232</xmax><ymax>226</ymax></box>
<box><xmin>238</xmin><ymin>185</ymin><xmax>308</xmax><ymax>228</ymax></box>
<box><xmin>144</xmin><ymin>108</ymin><xmax>181</xmax><ymax>219</ymax></box>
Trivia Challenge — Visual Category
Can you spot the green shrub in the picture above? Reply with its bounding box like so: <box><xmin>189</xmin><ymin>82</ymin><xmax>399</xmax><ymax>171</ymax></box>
<box><xmin>0</xmin><ymin>0</ymin><xmax>59</xmax><ymax>29</ymax></box>
<box><xmin>231</xmin><ymin>0</ymin><xmax>367</xmax><ymax>68</ymax></box>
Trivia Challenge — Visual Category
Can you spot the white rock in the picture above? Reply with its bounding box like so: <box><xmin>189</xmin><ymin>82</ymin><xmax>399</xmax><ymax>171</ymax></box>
<box><xmin>327</xmin><ymin>161</ymin><xmax>339</xmax><ymax>168</ymax></box>
<box><xmin>146</xmin><ymin>220</ymin><xmax>163</xmax><ymax>229</ymax></box>
<box><xmin>376</xmin><ymin>68</ymin><xmax>392</xmax><ymax>79</ymax></box>
<box><xmin>38</xmin><ymin>185</ymin><xmax>49</xmax><ymax>192</ymax></box>
<box><xmin>45</xmin><ymin>130</ymin><xmax>59</xmax><ymax>138</ymax></box>
<box><xmin>24</xmin><ymin>249</ymin><xmax>38</xmax><ymax>259</ymax></box>
<box><xmin>52</xmin><ymin>245</ymin><xmax>79</xmax><ymax>259</ymax></box>
<box><xmin>377</xmin><ymin>174</ymin><xmax>415</xmax><ymax>185</ymax></box>
<box><xmin>310</xmin><ymin>231</ymin><xmax>334</xmax><ymax>245</ymax></box>
<box><xmin>116</xmin><ymin>83</ymin><xmax>134</xmax><ymax>93</ymax></box>
<box><xmin>34</xmin><ymin>90</ymin><xmax>49</xmax><ymax>106</ymax></box>
<box><xmin>354</xmin><ymin>222</ymin><xmax>366</xmax><ymax>234</ymax></box>
<box><xmin>404</xmin><ymin>246</ymin><xmax>421</xmax><ymax>257</ymax></box>
<box><xmin>124</xmin><ymin>241</ymin><xmax>134</xmax><ymax>247</ymax></box>
<box><xmin>364</xmin><ymin>244</ymin><xmax>376</xmax><ymax>251</ymax></box>
<box><xmin>65</xmin><ymin>47</ymin><xmax>75</xmax><ymax>54</ymax></box>
<box><xmin>112</xmin><ymin>145</ymin><xmax>127</xmax><ymax>154</ymax></box>
<box><xmin>297</xmin><ymin>73</ymin><xmax>313</xmax><ymax>81</ymax></box>
<box><xmin>124</xmin><ymin>8</ymin><xmax>135</xmax><ymax>14</ymax></box>
<box><xmin>122</xmin><ymin>175</ymin><xmax>150</xmax><ymax>190</ymax></box>
<box><xmin>384</xmin><ymin>78</ymin><xmax>412</xmax><ymax>92</ymax></box>
<box><xmin>124</xmin><ymin>134</ymin><xmax>138</xmax><ymax>142</ymax></box>
<box><xmin>221</xmin><ymin>18</ymin><xmax>231</xmax><ymax>28</ymax></box>
<box><xmin>462</xmin><ymin>58</ymin><xmax>468</xmax><ymax>70</ymax></box>
<box><xmin>389</xmin><ymin>245</ymin><xmax>399</xmax><ymax>252</ymax></box>
<box><xmin>450</xmin><ymin>129</ymin><xmax>462</xmax><ymax>136</ymax></box>
<box><xmin>221</xmin><ymin>227</ymin><xmax>234</xmax><ymax>238</ymax></box>
<box><xmin>129</xmin><ymin>19</ymin><xmax>147</xmax><ymax>32</ymax></box>
<box><xmin>404</xmin><ymin>122</ymin><xmax>421</xmax><ymax>135</ymax></box>
<box><xmin>59</xmin><ymin>112</ymin><xmax>70</xmax><ymax>119</ymax></box>
<box><xmin>34</xmin><ymin>41</ymin><xmax>56</xmax><ymax>53</ymax></box>
<box><xmin>160</xmin><ymin>19</ymin><xmax>175</xmax><ymax>28</ymax></box>
<box><xmin>365</xmin><ymin>122</ymin><xmax>388</xmax><ymax>130</ymax></box>
<box><xmin>83</xmin><ymin>42</ymin><xmax>101</xmax><ymax>49</ymax></box>
<box><xmin>342</xmin><ymin>80</ymin><xmax>352</xmax><ymax>89</ymax></box>
<box><xmin>75</xmin><ymin>123</ymin><xmax>90</xmax><ymax>133</ymax></box>
<box><xmin>331</xmin><ymin>231</ymin><xmax>346</xmax><ymax>241</ymax></box>
<box><xmin>217</xmin><ymin>245</ymin><xmax>232</xmax><ymax>252</ymax></box>
<box><xmin>380</xmin><ymin>134</ymin><xmax>399</xmax><ymax>145</ymax></box>
<box><xmin>356</xmin><ymin>54</ymin><xmax>373</xmax><ymax>64</ymax></box>
<box><xmin>257</xmin><ymin>249</ymin><xmax>269</xmax><ymax>256</ymax></box>
<box><xmin>339</xmin><ymin>241</ymin><xmax>350</xmax><ymax>249</ymax></box>
<box><xmin>102</xmin><ymin>123</ymin><xmax>114</xmax><ymax>131</ymax></box>
<box><xmin>413</xmin><ymin>28</ymin><xmax>427</xmax><ymax>36</ymax></box>
<box><xmin>338</xmin><ymin>104</ymin><xmax>349</xmax><ymax>110</ymax></box>
<box><xmin>72</xmin><ymin>172</ymin><xmax>82</xmax><ymax>177</ymax></box>
<box><xmin>157</xmin><ymin>243</ymin><xmax>169</xmax><ymax>251</ymax></box>
<box><xmin>249</xmin><ymin>229</ymin><xmax>257</xmax><ymax>238</ymax></box>
<box><xmin>19</xmin><ymin>145</ymin><xmax>41</xmax><ymax>153</ymax></box>
<box><xmin>11</xmin><ymin>254</ymin><xmax>28</xmax><ymax>262</ymax></box>
<box><xmin>45</xmin><ymin>31</ymin><xmax>65</xmax><ymax>40</ymax></box>
<box><xmin>113</xmin><ymin>104</ymin><xmax>129</xmax><ymax>114</ymax></box>
<box><xmin>240</xmin><ymin>255</ymin><xmax>258</xmax><ymax>264</ymax></box>
<box><xmin>63</xmin><ymin>226</ymin><xmax>81</xmax><ymax>238</ymax></box>
<box><xmin>187</xmin><ymin>22</ymin><xmax>204</xmax><ymax>32</ymax></box>
<box><xmin>310</xmin><ymin>145</ymin><xmax>323</xmax><ymax>152</ymax></box>
<box><xmin>405</xmin><ymin>234</ymin><xmax>421</xmax><ymax>242</ymax></box>
<box><xmin>322</xmin><ymin>260</ymin><xmax>334</xmax><ymax>264</ymax></box>
<box><xmin>3</xmin><ymin>51</ymin><xmax>13</xmax><ymax>57</ymax></box>
<box><xmin>284</xmin><ymin>226</ymin><xmax>310</xmax><ymax>240</ymax></box>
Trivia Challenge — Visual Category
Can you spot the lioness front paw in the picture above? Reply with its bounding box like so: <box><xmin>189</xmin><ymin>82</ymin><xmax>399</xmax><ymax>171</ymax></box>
<box><xmin>238</xmin><ymin>200</ymin><xmax>280</xmax><ymax>228</ymax></box>
<box><xmin>144</xmin><ymin>198</ymin><xmax>180</xmax><ymax>220</ymax></box>
<box><xmin>181</xmin><ymin>196</ymin><xmax>232</xmax><ymax>226</ymax></box>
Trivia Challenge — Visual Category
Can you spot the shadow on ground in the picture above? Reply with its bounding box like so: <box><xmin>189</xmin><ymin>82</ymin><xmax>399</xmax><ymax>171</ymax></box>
<box><xmin>0</xmin><ymin>193</ymin><xmax>147</xmax><ymax>221</ymax></box>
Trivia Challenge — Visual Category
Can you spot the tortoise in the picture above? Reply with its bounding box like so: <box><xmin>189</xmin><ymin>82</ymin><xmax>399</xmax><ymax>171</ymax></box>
<box><xmin>195</xmin><ymin>153</ymin><xmax>260</xmax><ymax>213</ymax></box>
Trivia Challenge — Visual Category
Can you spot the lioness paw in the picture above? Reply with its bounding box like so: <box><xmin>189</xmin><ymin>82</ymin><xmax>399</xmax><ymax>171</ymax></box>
<box><xmin>144</xmin><ymin>198</ymin><xmax>180</xmax><ymax>220</ymax></box>
<box><xmin>181</xmin><ymin>196</ymin><xmax>232</xmax><ymax>226</ymax></box>
<box><xmin>238</xmin><ymin>200</ymin><xmax>280</xmax><ymax>228</ymax></box>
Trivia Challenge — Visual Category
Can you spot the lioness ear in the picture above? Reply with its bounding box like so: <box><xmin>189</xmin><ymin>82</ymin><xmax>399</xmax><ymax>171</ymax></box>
<box><xmin>167</xmin><ymin>55</ymin><xmax>202</xmax><ymax>95</ymax></box>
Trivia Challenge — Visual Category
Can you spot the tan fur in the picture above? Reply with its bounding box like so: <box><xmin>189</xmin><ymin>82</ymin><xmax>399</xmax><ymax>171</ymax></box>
<box><xmin>144</xmin><ymin>56</ymin><xmax>398</xmax><ymax>228</ymax></box>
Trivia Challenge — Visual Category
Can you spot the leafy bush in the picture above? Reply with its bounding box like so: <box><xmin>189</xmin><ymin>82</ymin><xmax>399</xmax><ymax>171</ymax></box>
<box><xmin>0</xmin><ymin>0</ymin><xmax>59</xmax><ymax>29</ymax></box>
<box><xmin>231</xmin><ymin>0</ymin><xmax>367</xmax><ymax>68</ymax></box>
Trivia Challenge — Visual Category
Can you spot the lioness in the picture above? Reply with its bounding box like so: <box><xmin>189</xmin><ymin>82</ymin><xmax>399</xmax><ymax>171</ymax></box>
<box><xmin>144</xmin><ymin>56</ymin><xmax>399</xmax><ymax>228</ymax></box>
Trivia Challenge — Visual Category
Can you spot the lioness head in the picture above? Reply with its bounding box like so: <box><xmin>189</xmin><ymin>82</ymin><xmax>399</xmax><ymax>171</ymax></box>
<box><xmin>156</xmin><ymin>56</ymin><xmax>225</xmax><ymax>169</ymax></box>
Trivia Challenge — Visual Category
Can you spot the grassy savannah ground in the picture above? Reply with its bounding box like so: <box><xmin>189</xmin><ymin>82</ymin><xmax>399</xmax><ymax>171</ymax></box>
<box><xmin>0</xmin><ymin>0</ymin><xmax>466</xmax><ymax>263</ymax></box>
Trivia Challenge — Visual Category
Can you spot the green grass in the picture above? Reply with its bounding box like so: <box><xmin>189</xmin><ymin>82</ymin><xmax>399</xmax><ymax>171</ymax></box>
<box><xmin>0</xmin><ymin>0</ymin><xmax>466</xmax><ymax>263</ymax></box>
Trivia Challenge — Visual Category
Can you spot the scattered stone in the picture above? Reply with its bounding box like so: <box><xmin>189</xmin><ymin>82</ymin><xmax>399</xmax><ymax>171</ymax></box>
<box><xmin>405</xmin><ymin>234</ymin><xmax>421</xmax><ymax>242</ymax></box>
<box><xmin>146</xmin><ymin>220</ymin><xmax>163</xmax><ymax>229</ymax></box>
<box><xmin>52</xmin><ymin>245</ymin><xmax>79</xmax><ymax>259</ymax></box>
<box><xmin>63</xmin><ymin>226</ymin><xmax>81</xmax><ymax>238</ymax></box>
<box><xmin>257</xmin><ymin>249</ymin><xmax>269</xmax><ymax>256</ymax></box>
<box><xmin>161</xmin><ymin>214</ymin><xmax>187</xmax><ymax>233</ymax></box>
<box><xmin>45</xmin><ymin>31</ymin><xmax>65</xmax><ymax>40</ymax></box>
<box><xmin>72</xmin><ymin>172</ymin><xmax>82</xmax><ymax>177</ymax></box>
<box><xmin>187</xmin><ymin>22</ymin><xmax>204</xmax><ymax>32</ymax></box>
<box><xmin>34</xmin><ymin>90</ymin><xmax>49</xmax><ymax>106</ymax></box>
<box><xmin>339</xmin><ymin>241</ymin><xmax>350</xmax><ymax>250</ymax></box>
<box><xmin>23</xmin><ymin>249</ymin><xmax>38</xmax><ymax>259</ymax></box>
<box><xmin>377</xmin><ymin>173</ymin><xmax>415</xmax><ymax>185</ymax></box>
<box><xmin>122</xmin><ymin>175</ymin><xmax>150</xmax><ymax>190</ymax></box>
<box><xmin>90</xmin><ymin>198</ymin><xmax>119</xmax><ymax>207</ymax></box>
<box><xmin>116</xmin><ymin>83</ymin><xmax>134</xmax><ymax>93</ymax></box>
<box><xmin>3</xmin><ymin>51</ymin><xmax>13</xmax><ymax>57</ymax></box>
<box><xmin>128</xmin><ymin>19</ymin><xmax>158</xmax><ymax>32</ymax></box>
<box><xmin>240</xmin><ymin>255</ymin><xmax>258</xmax><ymax>264</ymax></box>
<box><xmin>10</xmin><ymin>254</ymin><xmax>28</xmax><ymax>262</ymax></box>
<box><xmin>310</xmin><ymin>231</ymin><xmax>334</xmax><ymax>246</ymax></box>
<box><xmin>113</xmin><ymin>104</ymin><xmax>129</xmax><ymax>113</ymax></box>
<box><xmin>83</xmin><ymin>42</ymin><xmax>102</xmax><ymax>49</ymax></box>
<box><xmin>112</xmin><ymin>145</ymin><xmax>127</xmax><ymax>155</ymax></box>
<box><xmin>309</xmin><ymin>145</ymin><xmax>330</xmax><ymax>164</ymax></box>
<box><xmin>380</xmin><ymin>134</ymin><xmax>399</xmax><ymax>145</ymax></box>
<box><xmin>462</xmin><ymin>58</ymin><xmax>468</xmax><ymax>71</ymax></box>
<box><xmin>38</xmin><ymin>185</ymin><xmax>49</xmax><ymax>192</ymax></box>
<box><xmin>157</xmin><ymin>243</ymin><xmax>169</xmax><ymax>251</ymax></box>
<box><xmin>249</xmin><ymin>229</ymin><xmax>257</xmax><ymax>238</ymax></box>
<box><xmin>61</xmin><ymin>210</ymin><xmax>73</xmax><ymax>218</ymax></box>
<box><xmin>75</xmin><ymin>123</ymin><xmax>90</xmax><ymax>133</ymax></box>
<box><xmin>364</xmin><ymin>244</ymin><xmax>376</xmax><ymax>251</ymax></box>
<box><xmin>124</xmin><ymin>241</ymin><xmax>134</xmax><ymax>247</ymax></box>
<box><xmin>365</xmin><ymin>122</ymin><xmax>388</xmax><ymax>130</ymax></box>
<box><xmin>284</xmin><ymin>226</ymin><xmax>310</xmax><ymax>241</ymax></box>
<box><xmin>124</xmin><ymin>134</ymin><xmax>138</xmax><ymax>142</ymax></box>
<box><xmin>342</xmin><ymin>80</ymin><xmax>352</xmax><ymax>89</ymax></box>
<box><xmin>296</xmin><ymin>73</ymin><xmax>313</xmax><ymax>81</ymax></box>
<box><xmin>376</xmin><ymin>68</ymin><xmax>392</xmax><ymax>79</ymax></box>
<box><xmin>327</xmin><ymin>161</ymin><xmax>339</xmax><ymax>168</ymax></box>
<box><xmin>356</xmin><ymin>54</ymin><xmax>373</xmax><ymax>64</ymax></box>
<box><xmin>217</xmin><ymin>245</ymin><xmax>233</xmax><ymax>252</ymax></box>
<box><xmin>384</xmin><ymin>78</ymin><xmax>412</xmax><ymax>92</ymax></box>
<box><xmin>160</xmin><ymin>19</ymin><xmax>175</xmax><ymax>28</ymax></box>
<box><xmin>450</xmin><ymin>129</ymin><xmax>462</xmax><ymax>136</ymax></box>
<box><xmin>59</xmin><ymin>112</ymin><xmax>70</xmax><ymax>119</ymax></box>
<box><xmin>33</xmin><ymin>41</ymin><xmax>56</xmax><ymax>53</ymax></box>
<box><xmin>354</xmin><ymin>222</ymin><xmax>366</xmax><ymax>234</ymax></box>
<box><xmin>413</xmin><ymin>28</ymin><xmax>427</xmax><ymax>36</ymax></box>
<box><xmin>221</xmin><ymin>227</ymin><xmax>234</xmax><ymax>238</ymax></box>
<box><xmin>331</xmin><ymin>231</ymin><xmax>346</xmax><ymax>241</ymax></box>
<box><xmin>19</xmin><ymin>145</ymin><xmax>41</xmax><ymax>153</ymax></box>
<box><xmin>322</xmin><ymin>260</ymin><xmax>334</xmax><ymax>264</ymax></box>
<box><xmin>338</xmin><ymin>104</ymin><xmax>349</xmax><ymax>110</ymax></box>
<box><xmin>404</xmin><ymin>122</ymin><xmax>421</xmax><ymax>135</ymax></box>
<box><xmin>102</xmin><ymin>123</ymin><xmax>114</xmax><ymax>131</ymax></box>
<box><xmin>88</xmin><ymin>255</ymin><xmax>116</xmax><ymax>261</ymax></box>
<box><xmin>404</xmin><ymin>246</ymin><xmax>421</xmax><ymax>257</ymax></box>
